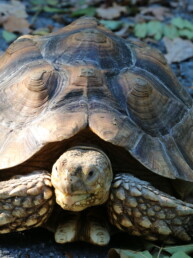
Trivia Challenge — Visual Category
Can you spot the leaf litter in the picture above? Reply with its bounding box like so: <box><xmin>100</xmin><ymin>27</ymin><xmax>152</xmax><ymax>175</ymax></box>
<box><xmin>0</xmin><ymin>0</ymin><xmax>193</xmax><ymax>257</ymax></box>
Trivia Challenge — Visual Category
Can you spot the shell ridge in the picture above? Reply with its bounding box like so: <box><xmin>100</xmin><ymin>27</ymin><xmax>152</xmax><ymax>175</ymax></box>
<box><xmin>161</xmin><ymin>134</ymin><xmax>193</xmax><ymax>181</ymax></box>
<box><xmin>134</xmin><ymin>58</ymin><xmax>192</xmax><ymax>108</ymax></box>
<box><xmin>134</xmin><ymin>66</ymin><xmax>189</xmax><ymax>107</ymax></box>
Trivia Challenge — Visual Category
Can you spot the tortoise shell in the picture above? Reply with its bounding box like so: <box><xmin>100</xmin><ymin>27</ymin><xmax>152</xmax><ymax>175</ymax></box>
<box><xmin>0</xmin><ymin>17</ymin><xmax>193</xmax><ymax>181</ymax></box>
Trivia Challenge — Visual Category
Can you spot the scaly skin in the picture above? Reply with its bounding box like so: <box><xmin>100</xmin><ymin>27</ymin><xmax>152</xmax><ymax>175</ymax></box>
<box><xmin>1</xmin><ymin>148</ymin><xmax>193</xmax><ymax>245</ymax></box>
<box><xmin>108</xmin><ymin>173</ymin><xmax>193</xmax><ymax>242</ymax></box>
<box><xmin>0</xmin><ymin>147</ymin><xmax>112</xmax><ymax>245</ymax></box>
<box><xmin>0</xmin><ymin>171</ymin><xmax>54</xmax><ymax>233</ymax></box>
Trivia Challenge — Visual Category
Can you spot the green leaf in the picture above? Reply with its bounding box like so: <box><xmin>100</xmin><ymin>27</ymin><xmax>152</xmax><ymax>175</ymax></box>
<box><xmin>164</xmin><ymin>244</ymin><xmax>193</xmax><ymax>255</ymax></box>
<box><xmin>171</xmin><ymin>17</ymin><xmax>193</xmax><ymax>31</ymax></box>
<box><xmin>147</xmin><ymin>21</ymin><xmax>162</xmax><ymax>35</ymax></box>
<box><xmin>79</xmin><ymin>0</ymin><xmax>86</xmax><ymax>5</ymax></box>
<box><xmin>152</xmin><ymin>253</ymin><xmax>170</xmax><ymax>258</ymax></box>
<box><xmin>30</xmin><ymin>0</ymin><xmax>46</xmax><ymax>5</ymax></box>
<box><xmin>2</xmin><ymin>30</ymin><xmax>17</xmax><ymax>43</ymax></box>
<box><xmin>171</xmin><ymin>17</ymin><xmax>186</xmax><ymax>29</ymax></box>
<box><xmin>46</xmin><ymin>0</ymin><xmax>58</xmax><ymax>5</ymax></box>
<box><xmin>43</xmin><ymin>5</ymin><xmax>66</xmax><ymax>13</ymax></box>
<box><xmin>30</xmin><ymin>0</ymin><xmax>58</xmax><ymax>5</ymax></box>
<box><xmin>171</xmin><ymin>251</ymin><xmax>191</xmax><ymax>258</ymax></box>
<box><xmin>163</xmin><ymin>24</ymin><xmax>179</xmax><ymax>39</ymax></box>
<box><xmin>32</xmin><ymin>27</ymin><xmax>50</xmax><ymax>36</ymax></box>
<box><xmin>30</xmin><ymin>5</ymin><xmax>43</xmax><ymax>12</ymax></box>
<box><xmin>71</xmin><ymin>7</ymin><xmax>96</xmax><ymax>17</ymax></box>
<box><xmin>100</xmin><ymin>20</ymin><xmax>123</xmax><ymax>31</ymax></box>
<box><xmin>134</xmin><ymin>23</ymin><xmax>147</xmax><ymax>38</ymax></box>
<box><xmin>183</xmin><ymin>19</ymin><xmax>193</xmax><ymax>30</ymax></box>
<box><xmin>179</xmin><ymin>29</ymin><xmax>193</xmax><ymax>39</ymax></box>
<box><xmin>147</xmin><ymin>20</ymin><xmax>163</xmax><ymax>40</ymax></box>
<box><xmin>108</xmin><ymin>249</ymin><xmax>153</xmax><ymax>258</ymax></box>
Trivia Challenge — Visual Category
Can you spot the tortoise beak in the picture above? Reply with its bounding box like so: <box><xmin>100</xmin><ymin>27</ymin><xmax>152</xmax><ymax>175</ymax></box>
<box><xmin>54</xmin><ymin>188</ymin><xmax>95</xmax><ymax>211</ymax></box>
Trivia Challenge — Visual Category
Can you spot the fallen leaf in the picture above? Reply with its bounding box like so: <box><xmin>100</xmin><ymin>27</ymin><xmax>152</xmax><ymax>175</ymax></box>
<box><xmin>2</xmin><ymin>30</ymin><xmax>17</xmax><ymax>43</ymax></box>
<box><xmin>32</xmin><ymin>27</ymin><xmax>51</xmax><ymax>36</ymax></box>
<box><xmin>163</xmin><ymin>243</ymin><xmax>193</xmax><ymax>255</ymax></box>
<box><xmin>164</xmin><ymin>37</ymin><xmax>193</xmax><ymax>63</ymax></box>
<box><xmin>108</xmin><ymin>248</ymin><xmax>153</xmax><ymax>258</ymax></box>
<box><xmin>96</xmin><ymin>3</ymin><xmax>127</xmax><ymax>20</ymax></box>
<box><xmin>43</xmin><ymin>6</ymin><xmax>67</xmax><ymax>13</ymax></box>
<box><xmin>0</xmin><ymin>0</ymin><xmax>28</xmax><ymax>34</ymax></box>
<box><xmin>46</xmin><ymin>0</ymin><xmax>59</xmax><ymax>5</ymax></box>
<box><xmin>0</xmin><ymin>6</ymin><xmax>9</xmax><ymax>24</ymax></box>
<box><xmin>3</xmin><ymin>16</ymin><xmax>30</xmax><ymax>34</ymax></box>
<box><xmin>71</xmin><ymin>7</ymin><xmax>96</xmax><ymax>17</ymax></box>
<box><xmin>171</xmin><ymin>17</ymin><xmax>193</xmax><ymax>30</ymax></box>
<box><xmin>0</xmin><ymin>0</ymin><xmax>27</xmax><ymax>23</ymax></box>
<box><xmin>100</xmin><ymin>20</ymin><xmax>123</xmax><ymax>31</ymax></box>
<box><xmin>134</xmin><ymin>23</ymin><xmax>147</xmax><ymax>38</ymax></box>
<box><xmin>170</xmin><ymin>251</ymin><xmax>191</xmax><ymax>258</ymax></box>
<box><xmin>179</xmin><ymin>29</ymin><xmax>193</xmax><ymax>39</ymax></box>
<box><xmin>140</xmin><ymin>6</ymin><xmax>171</xmax><ymax>21</ymax></box>
<box><xmin>115</xmin><ymin>23</ymin><xmax>131</xmax><ymax>37</ymax></box>
<box><xmin>147</xmin><ymin>20</ymin><xmax>163</xmax><ymax>40</ymax></box>
<box><xmin>163</xmin><ymin>24</ymin><xmax>179</xmax><ymax>39</ymax></box>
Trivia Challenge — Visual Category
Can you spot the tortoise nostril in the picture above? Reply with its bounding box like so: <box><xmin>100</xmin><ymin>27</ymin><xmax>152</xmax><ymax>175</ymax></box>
<box><xmin>88</xmin><ymin>170</ymin><xmax>94</xmax><ymax>177</ymax></box>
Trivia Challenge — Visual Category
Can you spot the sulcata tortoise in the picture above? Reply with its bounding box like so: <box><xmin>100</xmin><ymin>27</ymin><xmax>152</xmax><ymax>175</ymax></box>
<box><xmin>1</xmin><ymin>16</ymin><xmax>193</xmax><ymax>246</ymax></box>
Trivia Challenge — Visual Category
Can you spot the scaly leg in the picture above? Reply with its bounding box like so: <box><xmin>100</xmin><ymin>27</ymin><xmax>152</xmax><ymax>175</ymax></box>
<box><xmin>108</xmin><ymin>173</ymin><xmax>193</xmax><ymax>242</ymax></box>
<box><xmin>0</xmin><ymin>171</ymin><xmax>54</xmax><ymax>233</ymax></box>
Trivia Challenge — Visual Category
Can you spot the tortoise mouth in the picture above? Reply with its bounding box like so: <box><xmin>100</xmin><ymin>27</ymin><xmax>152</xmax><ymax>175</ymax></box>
<box><xmin>55</xmin><ymin>190</ymin><xmax>97</xmax><ymax>211</ymax></box>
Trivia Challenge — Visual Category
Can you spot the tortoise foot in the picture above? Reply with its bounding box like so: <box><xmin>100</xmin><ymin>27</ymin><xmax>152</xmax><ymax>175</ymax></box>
<box><xmin>0</xmin><ymin>171</ymin><xmax>54</xmax><ymax>233</ymax></box>
<box><xmin>83</xmin><ymin>207</ymin><xmax>110</xmax><ymax>245</ymax></box>
<box><xmin>55</xmin><ymin>215</ymin><xmax>110</xmax><ymax>245</ymax></box>
<box><xmin>55</xmin><ymin>207</ymin><xmax>110</xmax><ymax>245</ymax></box>
<box><xmin>87</xmin><ymin>220</ymin><xmax>110</xmax><ymax>246</ymax></box>
<box><xmin>55</xmin><ymin>216</ymin><xmax>77</xmax><ymax>244</ymax></box>
<box><xmin>108</xmin><ymin>173</ymin><xmax>193</xmax><ymax>242</ymax></box>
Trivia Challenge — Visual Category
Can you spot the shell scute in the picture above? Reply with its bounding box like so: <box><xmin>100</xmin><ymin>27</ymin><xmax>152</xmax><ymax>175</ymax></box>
<box><xmin>0</xmin><ymin>17</ymin><xmax>193</xmax><ymax>183</ymax></box>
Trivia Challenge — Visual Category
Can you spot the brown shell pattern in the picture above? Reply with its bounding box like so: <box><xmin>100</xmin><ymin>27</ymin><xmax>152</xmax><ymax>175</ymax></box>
<box><xmin>0</xmin><ymin>17</ymin><xmax>193</xmax><ymax>182</ymax></box>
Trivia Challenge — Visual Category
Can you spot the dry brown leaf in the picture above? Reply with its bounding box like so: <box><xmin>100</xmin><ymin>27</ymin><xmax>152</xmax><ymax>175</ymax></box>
<box><xmin>164</xmin><ymin>37</ymin><xmax>193</xmax><ymax>63</ymax></box>
<box><xmin>11</xmin><ymin>0</ymin><xmax>27</xmax><ymax>18</ymax></box>
<box><xmin>0</xmin><ymin>0</ymin><xmax>27</xmax><ymax>25</ymax></box>
<box><xmin>3</xmin><ymin>16</ymin><xmax>30</xmax><ymax>34</ymax></box>
<box><xmin>140</xmin><ymin>6</ymin><xmax>171</xmax><ymax>21</ymax></box>
<box><xmin>96</xmin><ymin>3</ymin><xmax>127</xmax><ymax>20</ymax></box>
<box><xmin>0</xmin><ymin>4</ymin><xmax>11</xmax><ymax>24</ymax></box>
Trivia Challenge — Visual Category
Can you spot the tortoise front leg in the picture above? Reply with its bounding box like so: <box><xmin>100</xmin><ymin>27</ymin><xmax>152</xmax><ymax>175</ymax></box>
<box><xmin>108</xmin><ymin>173</ymin><xmax>193</xmax><ymax>242</ymax></box>
<box><xmin>0</xmin><ymin>171</ymin><xmax>54</xmax><ymax>233</ymax></box>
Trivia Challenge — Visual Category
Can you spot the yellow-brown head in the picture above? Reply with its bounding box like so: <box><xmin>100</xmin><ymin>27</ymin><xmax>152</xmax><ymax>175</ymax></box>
<box><xmin>51</xmin><ymin>147</ymin><xmax>113</xmax><ymax>211</ymax></box>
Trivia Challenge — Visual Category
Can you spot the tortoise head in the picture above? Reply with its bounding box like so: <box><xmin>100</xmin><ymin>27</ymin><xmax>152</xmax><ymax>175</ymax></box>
<box><xmin>51</xmin><ymin>146</ymin><xmax>113</xmax><ymax>211</ymax></box>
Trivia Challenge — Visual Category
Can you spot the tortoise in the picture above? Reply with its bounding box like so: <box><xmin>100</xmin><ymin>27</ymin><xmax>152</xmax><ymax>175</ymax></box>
<box><xmin>1</xmin><ymin>16</ymin><xmax>193</xmax><ymax>246</ymax></box>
